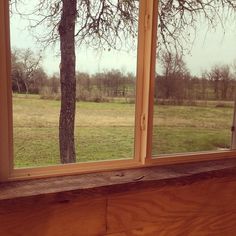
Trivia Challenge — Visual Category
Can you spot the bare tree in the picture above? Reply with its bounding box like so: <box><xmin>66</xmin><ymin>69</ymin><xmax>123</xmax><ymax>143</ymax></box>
<box><xmin>57</xmin><ymin>0</ymin><xmax>77</xmax><ymax>163</ymax></box>
<box><xmin>201</xmin><ymin>72</ymin><xmax>209</xmax><ymax>101</ymax></box>
<box><xmin>207</xmin><ymin>65</ymin><xmax>233</xmax><ymax>100</ymax></box>
<box><xmin>11</xmin><ymin>48</ymin><xmax>42</xmax><ymax>94</ymax></box>
<box><xmin>158</xmin><ymin>0</ymin><xmax>236</xmax><ymax>52</ymax></box>
<box><xmin>208</xmin><ymin>66</ymin><xmax>221</xmax><ymax>100</ymax></box>
<box><xmin>160</xmin><ymin>51</ymin><xmax>188</xmax><ymax>100</ymax></box>
<box><xmin>220</xmin><ymin>65</ymin><xmax>232</xmax><ymax>100</ymax></box>
<box><xmin>11</xmin><ymin>50</ymin><xmax>24</xmax><ymax>93</ymax></box>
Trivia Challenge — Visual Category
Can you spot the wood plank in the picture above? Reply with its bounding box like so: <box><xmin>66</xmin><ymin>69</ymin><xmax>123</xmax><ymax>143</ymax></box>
<box><xmin>105</xmin><ymin>226</ymin><xmax>165</xmax><ymax>236</ymax></box>
<box><xmin>0</xmin><ymin>0</ymin><xmax>13</xmax><ymax>181</ymax></box>
<box><xmin>107</xmin><ymin>177</ymin><xmax>236</xmax><ymax>234</ymax></box>
<box><xmin>134</xmin><ymin>0</ymin><xmax>148</xmax><ymax>163</ymax></box>
<box><xmin>1</xmin><ymin>171</ymin><xmax>236</xmax><ymax>235</ymax></box>
<box><xmin>137</xmin><ymin>0</ymin><xmax>155</xmax><ymax>163</ymax></box>
<box><xmin>1</xmin><ymin>158</ymin><xmax>236</xmax><ymax>201</ymax></box>
<box><xmin>106</xmin><ymin>220</ymin><xmax>236</xmax><ymax>236</ymax></box>
<box><xmin>146</xmin><ymin>0</ymin><xmax>158</xmax><ymax>160</ymax></box>
<box><xmin>0</xmin><ymin>197</ymin><xmax>106</xmax><ymax>236</ymax></box>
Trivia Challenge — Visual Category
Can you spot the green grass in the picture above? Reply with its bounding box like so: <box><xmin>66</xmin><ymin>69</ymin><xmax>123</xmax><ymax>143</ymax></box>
<box><xmin>152</xmin><ymin>105</ymin><xmax>232</xmax><ymax>155</ymax></box>
<box><xmin>13</xmin><ymin>94</ymin><xmax>234</xmax><ymax>167</ymax></box>
<box><xmin>13</xmin><ymin>94</ymin><xmax>135</xmax><ymax>167</ymax></box>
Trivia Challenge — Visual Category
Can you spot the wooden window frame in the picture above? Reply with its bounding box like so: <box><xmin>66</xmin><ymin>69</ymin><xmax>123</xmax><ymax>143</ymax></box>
<box><xmin>0</xmin><ymin>0</ymin><xmax>236</xmax><ymax>182</ymax></box>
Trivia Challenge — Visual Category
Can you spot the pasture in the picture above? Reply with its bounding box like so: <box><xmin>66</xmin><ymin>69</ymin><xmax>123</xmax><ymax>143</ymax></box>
<box><xmin>13</xmin><ymin>94</ymin><xmax>233</xmax><ymax>167</ymax></box>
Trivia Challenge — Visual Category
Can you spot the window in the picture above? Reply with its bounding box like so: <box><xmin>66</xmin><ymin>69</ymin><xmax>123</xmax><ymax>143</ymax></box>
<box><xmin>150</xmin><ymin>0</ymin><xmax>236</xmax><ymax>160</ymax></box>
<box><xmin>10</xmin><ymin>1</ymin><xmax>140</xmax><ymax>167</ymax></box>
<box><xmin>1</xmin><ymin>0</ymin><xmax>236</xmax><ymax>182</ymax></box>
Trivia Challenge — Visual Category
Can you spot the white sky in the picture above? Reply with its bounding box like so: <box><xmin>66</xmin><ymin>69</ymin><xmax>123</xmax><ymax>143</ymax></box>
<box><xmin>10</xmin><ymin>7</ymin><xmax>236</xmax><ymax>77</ymax></box>
<box><xmin>184</xmin><ymin>20</ymin><xmax>236</xmax><ymax>76</ymax></box>
<box><xmin>10</xmin><ymin>10</ymin><xmax>138</xmax><ymax>76</ymax></box>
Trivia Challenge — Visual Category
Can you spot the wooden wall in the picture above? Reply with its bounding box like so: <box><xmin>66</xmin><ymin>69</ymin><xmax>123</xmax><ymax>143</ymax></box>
<box><xmin>1</xmin><ymin>176</ymin><xmax>236</xmax><ymax>236</ymax></box>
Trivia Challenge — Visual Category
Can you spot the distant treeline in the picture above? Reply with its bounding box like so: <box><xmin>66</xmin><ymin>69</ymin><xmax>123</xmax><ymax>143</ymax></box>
<box><xmin>11</xmin><ymin>48</ymin><xmax>136</xmax><ymax>102</ymax></box>
<box><xmin>11</xmin><ymin>48</ymin><xmax>236</xmax><ymax>103</ymax></box>
<box><xmin>155</xmin><ymin>71</ymin><xmax>236</xmax><ymax>104</ymax></box>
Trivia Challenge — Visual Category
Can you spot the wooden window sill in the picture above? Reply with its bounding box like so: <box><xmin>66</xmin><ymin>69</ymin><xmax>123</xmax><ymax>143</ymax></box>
<box><xmin>0</xmin><ymin>158</ymin><xmax>236</xmax><ymax>201</ymax></box>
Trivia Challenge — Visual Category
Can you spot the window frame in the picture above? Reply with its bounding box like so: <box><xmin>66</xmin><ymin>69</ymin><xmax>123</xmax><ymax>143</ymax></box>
<box><xmin>1</xmin><ymin>0</ymin><xmax>236</xmax><ymax>182</ymax></box>
<box><xmin>0</xmin><ymin>0</ymin><xmax>13</xmax><ymax>181</ymax></box>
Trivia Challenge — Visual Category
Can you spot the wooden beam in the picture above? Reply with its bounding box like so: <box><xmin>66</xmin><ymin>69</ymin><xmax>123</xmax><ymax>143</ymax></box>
<box><xmin>1</xmin><ymin>158</ymin><xmax>236</xmax><ymax>201</ymax></box>
<box><xmin>0</xmin><ymin>0</ymin><xmax>13</xmax><ymax>181</ymax></box>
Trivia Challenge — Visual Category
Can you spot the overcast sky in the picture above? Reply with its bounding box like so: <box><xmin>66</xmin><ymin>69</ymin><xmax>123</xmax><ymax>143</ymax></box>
<box><xmin>10</xmin><ymin>7</ymin><xmax>236</xmax><ymax>77</ymax></box>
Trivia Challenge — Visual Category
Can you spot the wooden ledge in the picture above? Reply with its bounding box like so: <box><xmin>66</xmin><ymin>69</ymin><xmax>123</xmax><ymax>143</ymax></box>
<box><xmin>0</xmin><ymin>158</ymin><xmax>236</xmax><ymax>201</ymax></box>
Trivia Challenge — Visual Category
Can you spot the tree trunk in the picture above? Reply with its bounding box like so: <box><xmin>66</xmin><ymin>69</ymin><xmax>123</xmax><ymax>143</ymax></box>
<box><xmin>23</xmin><ymin>80</ymin><xmax>29</xmax><ymax>94</ymax></box>
<box><xmin>16</xmin><ymin>79</ymin><xmax>21</xmax><ymax>93</ymax></box>
<box><xmin>58</xmin><ymin>0</ymin><xmax>77</xmax><ymax>164</ymax></box>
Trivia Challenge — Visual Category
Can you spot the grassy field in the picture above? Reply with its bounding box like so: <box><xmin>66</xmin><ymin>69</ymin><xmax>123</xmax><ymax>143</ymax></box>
<box><xmin>13</xmin><ymin>94</ymin><xmax>233</xmax><ymax>167</ymax></box>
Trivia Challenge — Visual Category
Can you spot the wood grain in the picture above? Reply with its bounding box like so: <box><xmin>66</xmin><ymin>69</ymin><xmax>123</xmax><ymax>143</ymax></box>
<box><xmin>107</xmin><ymin>177</ymin><xmax>236</xmax><ymax>235</ymax></box>
<box><xmin>0</xmin><ymin>0</ymin><xmax>12</xmax><ymax>182</ymax></box>
<box><xmin>0</xmin><ymin>197</ymin><xmax>106</xmax><ymax>236</ymax></box>
<box><xmin>106</xmin><ymin>220</ymin><xmax>236</xmax><ymax>236</ymax></box>
<box><xmin>1</xmin><ymin>161</ymin><xmax>236</xmax><ymax>235</ymax></box>
<box><xmin>1</xmin><ymin>158</ymin><xmax>236</xmax><ymax>201</ymax></box>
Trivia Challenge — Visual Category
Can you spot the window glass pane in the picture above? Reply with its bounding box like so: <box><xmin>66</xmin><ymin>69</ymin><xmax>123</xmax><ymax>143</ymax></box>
<box><xmin>10</xmin><ymin>0</ymin><xmax>139</xmax><ymax>167</ymax></box>
<box><xmin>152</xmin><ymin>1</ymin><xmax>235</xmax><ymax>156</ymax></box>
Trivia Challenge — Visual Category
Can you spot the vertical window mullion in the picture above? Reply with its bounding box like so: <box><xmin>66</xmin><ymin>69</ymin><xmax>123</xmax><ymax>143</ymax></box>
<box><xmin>146</xmin><ymin>0</ymin><xmax>158</xmax><ymax>161</ymax></box>
<box><xmin>134</xmin><ymin>0</ymin><xmax>156</xmax><ymax>164</ymax></box>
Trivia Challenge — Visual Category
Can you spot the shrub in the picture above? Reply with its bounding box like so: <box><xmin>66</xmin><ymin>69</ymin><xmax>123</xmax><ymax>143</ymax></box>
<box><xmin>215</xmin><ymin>102</ymin><xmax>233</xmax><ymax>108</ymax></box>
<box><xmin>39</xmin><ymin>86</ymin><xmax>61</xmax><ymax>100</ymax></box>
<box><xmin>76</xmin><ymin>87</ymin><xmax>110</xmax><ymax>103</ymax></box>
